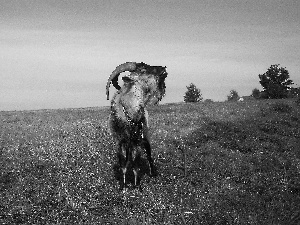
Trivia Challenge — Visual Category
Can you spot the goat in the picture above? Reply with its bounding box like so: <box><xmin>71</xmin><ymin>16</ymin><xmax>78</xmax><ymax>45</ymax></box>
<box><xmin>106</xmin><ymin>62</ymin><xmax>168</xmax><ymax>189</ymax></box>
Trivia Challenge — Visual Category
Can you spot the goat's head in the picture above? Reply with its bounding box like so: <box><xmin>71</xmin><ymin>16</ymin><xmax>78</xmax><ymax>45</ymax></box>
<box><xmin>106</xmin><ymin>62</ymin><xmax>168</xmax><ymax>105</ymax></box>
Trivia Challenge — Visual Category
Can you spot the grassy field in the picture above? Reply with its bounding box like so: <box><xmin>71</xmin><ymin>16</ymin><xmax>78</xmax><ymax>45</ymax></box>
<box><xmin>1</xmin><ymin>99</ymin><xmax>300</xmax><ymax>224</ymax></box>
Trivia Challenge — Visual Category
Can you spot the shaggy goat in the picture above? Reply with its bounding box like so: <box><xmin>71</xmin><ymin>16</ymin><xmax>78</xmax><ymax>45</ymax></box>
<box><xmin>106</xmin><ymin>62</ymin><xmax>167</xmax><ymax>189</ymax></box>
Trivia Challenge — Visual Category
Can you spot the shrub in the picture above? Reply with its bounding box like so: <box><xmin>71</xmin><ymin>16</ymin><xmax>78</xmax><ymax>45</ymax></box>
<box><xmin>252</xmin><ymin>88</ymin><xmax>260</xmax><ymax>99</ymax></box>
<box><xmin>204</xmin><ymin>99</ymin><xmax>214</xmax><ymax>103</ymax></box>
<box><xmin>227</xmin><ymin>90</ymin><xmax>239</xmax><ymax>101</ymax></box>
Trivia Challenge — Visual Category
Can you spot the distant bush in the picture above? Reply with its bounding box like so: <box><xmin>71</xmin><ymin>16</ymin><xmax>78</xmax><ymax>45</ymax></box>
<box><xmin>287</xmin><ymin>87</ymin><xmax>300</xmax><ymax>99</ymax></box>
<box><xmin>272</xmin><ymin>102</ymin><xmax>292</xmax><ymax>113</ymax></box>
<box><xmin>227</xmin><ymin>90</ymin><xmax>239</xmax><ymax>101</ymax></box>
<box><xmin>204</xmin><ymin>99</ymin><xmax>214</xmax><ymax>103</ymax></box>
<box><xmin>259</xmin><ymin>91</ymin><xmax>269</xmax><ymax>99</ymax></box>
<box><xmin>252</xmin><ymin>88</ymin><xmax>260</xmax><ymax>99</ymax></box>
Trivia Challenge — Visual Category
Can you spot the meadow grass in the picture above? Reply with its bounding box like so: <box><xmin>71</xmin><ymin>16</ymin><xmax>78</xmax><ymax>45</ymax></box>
<box><xmin>1</xmin><ymin>99</ymin><xmax>300</xmax><ymax>224</ymax></box>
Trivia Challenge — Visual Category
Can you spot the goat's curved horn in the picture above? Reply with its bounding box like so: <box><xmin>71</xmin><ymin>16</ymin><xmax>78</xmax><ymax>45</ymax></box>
<box><xmin>106</xmin><ymin>62</ymin><xmax>137</xmax><ymax>100</ymax></box>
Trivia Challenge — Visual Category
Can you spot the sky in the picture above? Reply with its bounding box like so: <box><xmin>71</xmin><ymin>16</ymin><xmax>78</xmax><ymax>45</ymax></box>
<box><xmin>1</xmin><ymin>0</ymin><xmax>299</xmax><ymax>111</ymax></box>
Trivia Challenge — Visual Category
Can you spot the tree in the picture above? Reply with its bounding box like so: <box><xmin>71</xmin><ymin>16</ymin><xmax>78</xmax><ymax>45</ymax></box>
<box><xmin>227</xmin><ymin>90</ymin><xmax>239</xmax><ymax>101</ymax></box>
<box><xmin>184</xmin><ymin>83</ymin><xmax>203</xmax><ymax>102</ymax></box>
<box><xmin>258</xmin><ymin>64</ymin><xmax>293</xmax><ymax>99</ymax></box>
<box><xmin>252</xmin><ymin>88</ymin><xmax>260</xmax><ymax>99</ymax></box>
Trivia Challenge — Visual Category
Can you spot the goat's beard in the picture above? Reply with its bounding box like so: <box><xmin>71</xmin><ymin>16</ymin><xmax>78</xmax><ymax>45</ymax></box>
<box><xmin>147</xmin><ymin>96</ymin><xmax>160</xmax><ymax>106</ymax></box>
<box><xmin>146</xmin><ymin>87</ymin><xmax>166</xmax><ymax>105</ymax></box>
<box><xmin>155</xmin><ymin>78</ymin><xmax>166</xmax><ymax>104</ymax></box>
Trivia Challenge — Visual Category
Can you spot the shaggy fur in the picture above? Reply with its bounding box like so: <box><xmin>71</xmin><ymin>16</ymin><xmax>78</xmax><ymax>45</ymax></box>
<box><xmin>107</xmin><ymin>62</ymin><xmax>167</xmax><ymax>189</ymax></box>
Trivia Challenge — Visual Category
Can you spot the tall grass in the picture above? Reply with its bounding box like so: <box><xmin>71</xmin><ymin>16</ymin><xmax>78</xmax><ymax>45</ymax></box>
<box><xmin>1</xmin><ymin>100</ymin><xmax>300</xmax><ymax>224</ymax></box>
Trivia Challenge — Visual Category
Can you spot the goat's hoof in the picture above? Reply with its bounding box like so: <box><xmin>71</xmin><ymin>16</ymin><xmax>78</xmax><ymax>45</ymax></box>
<box><xmin>149</xmin><ymin>169</ymin><xmax>158</xmax><ymax>177</ymax></box>
<box><xmin>133</xmin><ymin>169</ymin><xmax>139</xmax><ymax>186</ymax></box>
<box><xmin>122</xmin><ymin>188</ymin><xmax>128</xmax><ymax>194</ymax></box>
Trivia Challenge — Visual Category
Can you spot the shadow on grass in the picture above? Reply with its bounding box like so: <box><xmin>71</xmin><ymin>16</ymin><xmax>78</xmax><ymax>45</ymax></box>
<box><xmin>161</xmin><ymin>104</ymin><xmax>300</xmax><ymax>224</ymax></box>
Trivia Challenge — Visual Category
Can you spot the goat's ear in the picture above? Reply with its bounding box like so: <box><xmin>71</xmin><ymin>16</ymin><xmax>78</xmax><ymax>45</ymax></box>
<box><xmin>122</xmin><ymin>76</ymin><xmax>134</xmax><ymax>83</ymax></box>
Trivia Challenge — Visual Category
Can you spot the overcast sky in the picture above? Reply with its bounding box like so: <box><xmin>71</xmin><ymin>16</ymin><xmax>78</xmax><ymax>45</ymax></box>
<box><xmin>1</xmin><ymin>0</ymin><xmax>299</xmax><ymax>111</ymax></box>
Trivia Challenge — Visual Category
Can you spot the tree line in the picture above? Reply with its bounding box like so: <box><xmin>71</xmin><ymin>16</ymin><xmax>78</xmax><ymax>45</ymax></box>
<box><xmin>184</xmin><ymin>64</ymin><xmax>299</xmax><ymax>102</ymax></box>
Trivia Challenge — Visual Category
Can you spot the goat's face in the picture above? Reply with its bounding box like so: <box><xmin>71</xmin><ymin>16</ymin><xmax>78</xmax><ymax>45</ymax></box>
<box><xmin>127</xmin><ymin>67</ymin><xmax>167</xmax><ymax>106</ymax></box>
<box><xmin>107</xmin><ymin>62</ymin><xmax>168</xmax><ymax>102</ymax></box>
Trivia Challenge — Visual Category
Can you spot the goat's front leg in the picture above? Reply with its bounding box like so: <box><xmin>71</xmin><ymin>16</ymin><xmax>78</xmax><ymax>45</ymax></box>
<box><xmin>140</xmin><ymin>117</ymin><xmax>156</xmax><ymax>177</ymax></box>
<box><xmin>132</xmin><ymin>149</ymin><xmax>141</xmax><ymax>187</ymax></box>
<box><xmin>118</xmin><ymin>142</ymin><xmax>129</xmax><ymax>189</ymax></box>
<box><xmin>142</xmin><ymin>138</ymin><xmax>156</xmax><ymax>177</ymax></box>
